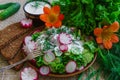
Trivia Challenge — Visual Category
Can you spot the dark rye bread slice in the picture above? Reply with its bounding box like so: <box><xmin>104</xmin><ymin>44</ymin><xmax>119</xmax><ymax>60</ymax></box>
<box><xmin>0</xmin><ymin>22</ymin><xmax>32</xmax><ymax>50</ymax></box>
<box><xmin>0</xmin><ymin>32</ymin><xmax>30</xmax><ymax>60</ymax></box>
<box><xmin>0</xmin><ymin>25</ymin><xmax>44</xmax><ymax>60</ymax></box>
<box><xmin>7</xmin><ymin>27</ymin><xmax>45</xmax><ymax>70</ymax></box>
<box><xmin>7</xmin><ymin>27</ymin><xmax>44</xmax><ymax>70</ymax></box>
<box><xmin>0</xmin><ymin>23</ymin><xmax>44</xmax><ymax>70</ymax></box>
<box><xmin>0</xmin><ymin>21</ymin><xmax>44</xmax><ymax>70</ymax></box>
<box><xmin>8</xmin><ymin>49</ymin><xmax>24</xmax><ymax>70</ymax></box>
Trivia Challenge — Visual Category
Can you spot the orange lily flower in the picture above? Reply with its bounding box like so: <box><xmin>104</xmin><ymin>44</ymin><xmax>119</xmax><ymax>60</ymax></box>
<box><xmin>40</xmin><ymin>5</ymin><xmax>64</xmax><ymax>28</ymax></box>
<box><xmin>94</xmin><ymin>21</ymin><xmax>119</xmax><ymax>49</ymax></box>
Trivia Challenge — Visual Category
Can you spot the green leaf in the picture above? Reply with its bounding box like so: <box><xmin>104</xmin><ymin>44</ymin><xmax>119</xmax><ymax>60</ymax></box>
<box><xmin>81</xmin><ymin>0</ymin><xmax>93</xmax><ymax>4</ymax></box>
<box><xmin>78</xmin><ymin>73</ymin><xmax>84</xmax><ymax>80</ymax></box>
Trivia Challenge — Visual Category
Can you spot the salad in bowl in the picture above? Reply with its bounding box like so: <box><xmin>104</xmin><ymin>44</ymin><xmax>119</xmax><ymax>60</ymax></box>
<box><xmin>23</xmin><ymin>26</ymin><xmax>97</xmax><ymax>77</ymax></box>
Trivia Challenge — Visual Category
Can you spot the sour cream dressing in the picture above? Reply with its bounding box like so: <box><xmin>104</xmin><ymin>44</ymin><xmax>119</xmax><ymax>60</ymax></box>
<box><xmin>24</xmin><ymin>1</ymin><xmax>50</xmax><ymax>15</ymax></box>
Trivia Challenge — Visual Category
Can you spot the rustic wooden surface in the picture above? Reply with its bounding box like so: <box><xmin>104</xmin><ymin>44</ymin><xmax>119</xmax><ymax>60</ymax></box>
<box><xmin>0</xmin><ymin>0</ymin><xmax>105</xmax><ymax>80</ymax></box>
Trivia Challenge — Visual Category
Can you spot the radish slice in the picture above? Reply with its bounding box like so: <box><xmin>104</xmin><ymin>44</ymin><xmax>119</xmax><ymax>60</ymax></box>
<box><xmin>39</xmin><ymin>66</ymin><xmax>50</xmax><ymax>76</ymax></box>
<box><xmin>21</xmin><ymin>18</ymin><xmax>32</xmax><ymax>28</ymax></box>
<box><xmin>24</xmin><ymin>36</ymin><xmax>32</xmax><ymax>45</ymax></box>
<box><xmin>24</xmin><ymin>36</ymin><xmax>37</xmax><ymax>51</ymax></box>
<box><xmin>58</xmin><ymin>33</ymin><xmax>72</xmax><ymax>45</ymax></box>
<box><xmin>54</xmin><ymin>47</ymin><xmax>63</xmax><ymax>56</ymax></box>
<box><xmin>23</xmin><ymin>41</ymin><xmax>37</xmax><ymax>54</ymax></box>
<box><xmin>43</xmin><ymin>51</ymin><xmax>55</xmax><ymax>63</ymax></box>
<box><xmin>59</xmin><ymin>44</ymin><xmax>68</xmax><ymax>52</ymax></box>
<box><xmin>66</xmin><ymin>61</ymin><xmax>76</xmax><ymax>73</ymax></box>
<box><xmin>28</xmin><ymin>41</ymin><xmax>37</xmax><ymax>50</ymax></box>
<box><xmin>20</xmin><ymin>67</ymin><xmax>38</xmax><ymax>80</ymax></box>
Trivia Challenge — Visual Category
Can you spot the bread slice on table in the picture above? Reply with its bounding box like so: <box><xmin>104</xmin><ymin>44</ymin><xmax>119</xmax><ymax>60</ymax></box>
<box><xmin>0</xmin><ymin>32</ymin><xmax>29</xmax><ymax>70</ymax></box>
<box><xmin>0</xmin><ymin>22</ymin><xmax>44</xmax><ymax>70</ymax></box>
<box><xmin>0</xmin><ymin>32</ymin><xmax>28</xmax><ymax>60</ymax></box>
<box><xmin>0</xmin><ymin>22</ymin><xmax>32</xmax><ymax>50</ymax></box>
<box><xmin>0</xmin><ymin>26</ymin><xmax>43</xmax><ymax>60</ymax></box>
<box><xmin>0</xmin><ymin>27</ymin><xmax>35</xmax><ymax>70</ymax></box>
<box><xmin>8</xmin><ymin>49</ymin><xmax>24</xmax><ymax>70</ymax></box>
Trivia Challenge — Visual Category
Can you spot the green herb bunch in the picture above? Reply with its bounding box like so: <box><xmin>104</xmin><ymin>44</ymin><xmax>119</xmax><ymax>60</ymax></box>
<box><xmin>52</xmin><ymin>0</ymin><xmax>120</xmax><ymax>35</ymax></box>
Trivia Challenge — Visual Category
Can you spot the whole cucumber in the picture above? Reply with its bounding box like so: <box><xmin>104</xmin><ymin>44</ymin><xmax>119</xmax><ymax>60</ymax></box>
<box><xmin>0</xmin><ymin>3</ymin><xmax>14</xmax><ymax>10</ymax></box>
<box><xmin>0</xmin><ymin>2</ymin><xmax>21</xmax><ymax>20</ymax></box>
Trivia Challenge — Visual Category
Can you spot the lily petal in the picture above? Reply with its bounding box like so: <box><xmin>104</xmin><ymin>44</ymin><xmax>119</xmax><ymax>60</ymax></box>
<box><xmin>96</xmin><ymin>37</ymin><xmax>103</xmax><ymax>44</ymax></box>
<box><xmin>109</xmin><ymin>21</ymin><xmax>119</xmax><ymax>32</ymax></box>
<box><xmin>53</xmin><ymin>20</ymin><xmax>62</xmax><ymax>28</ymax></box>
<box><xmin>44</xmin><ymin>7</ymin><xmax>50</xmax><ymax>14</ymax></box>
<box><xmin>52</xmin><ymin>5</ymin><xmax>60</xmax><ymax>14</ymax></box>
<box><xmin>103</xmin><ymin>40</ymin><xmax>112</xmax><ymax>49</ymax></box>
<box><xmin>94</xmin><ymin>28</ymin><xmax>103</xmax><ymax>36</ymax></box>
<box><xmin>111</xmin><ymin>34</ymin><xmax>119</xmax><ymax>43</ymax></box>
<box><xmin>45</xmin><ymin>22</ymin><xmax>52</xmax><ymax>27</ymax></box>
<box><xmin>40</xmin><ymin>14</ymin><xmax>48</xmax><ymax>22</ymax></box>
<box><xmin>59</xmin><ymin>14</ymin><xmax>64</xmax><ymax>20</ymax></box>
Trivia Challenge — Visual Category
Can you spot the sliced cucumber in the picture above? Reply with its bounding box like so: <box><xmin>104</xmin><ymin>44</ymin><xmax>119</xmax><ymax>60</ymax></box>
<box><xmin>0</xmin><ymin>2</ymin><xmax>20</xmax><ymax>20</ymax></box>
<box><xmin>0</xmin><ymin>3</ymin><xmax>14</xmax><ymax>10</ymax></box>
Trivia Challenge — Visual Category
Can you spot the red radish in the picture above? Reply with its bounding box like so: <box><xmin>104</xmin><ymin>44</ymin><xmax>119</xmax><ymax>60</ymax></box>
<box><xmin>24</xmin><ymin>36</ymin><xmax>37</xmax><ymax>50</ymax></box>
<box><xmin>59</xmin><ymin>44</ymin><xmax>68</xmax><ymax>52</ymax></box>
<box><xmin>27</xmin><ymin>42</ymin><xmax>36</xmax><ymax>52</ymax></box>
<box><xmin>20</xmin><ymin>67</ymin><xmax>38</xmax><ymax>80</ymax></box>
<box><xmin>39</xmin><ymin>66</ymin><xmax>50</xmax><ymax>76</ymax></box>
<box><xmin>43</xmin><ymin>51</ymin><xmax>55</xmax><ymax>63</ymax></box>
<box><xmin>65</xmin><ymin>61</ymin><xmax>76</xmax><ymax>73</ymax></box>
<box><xmin>28</xmin><ymin>41</ymin><xmax>37</xmax><ymax>50</ymax></box>
<box><xmin>23</xmin><ymin>40</ymin><xmax>37</xmax><ymax>54</ymax></box>
<box><xmin>58</xmin><ymin>33</ymin><xmax>72</xmax><ymax>45</ymax></box>
<box><xmin>24</xmin><ymin>36</ymin><xmax>32</xmax><ymax>45</ymax></box>
<box><xmin>21</xmin><ymin>18</ymin><xmax>32</xmax><ymax>28</ymax></box>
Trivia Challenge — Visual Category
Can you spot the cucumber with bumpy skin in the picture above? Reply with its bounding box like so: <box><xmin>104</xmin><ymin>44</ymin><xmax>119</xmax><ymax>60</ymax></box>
<box><xmin>0</xmin><ymin>2</ymin><xmax>20</xmax><ymax>20</ymax></box>
<box><xmin>0</xmin><ymin>3</ymin><xmax>14</xmax><ymax>10</ymax></box>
